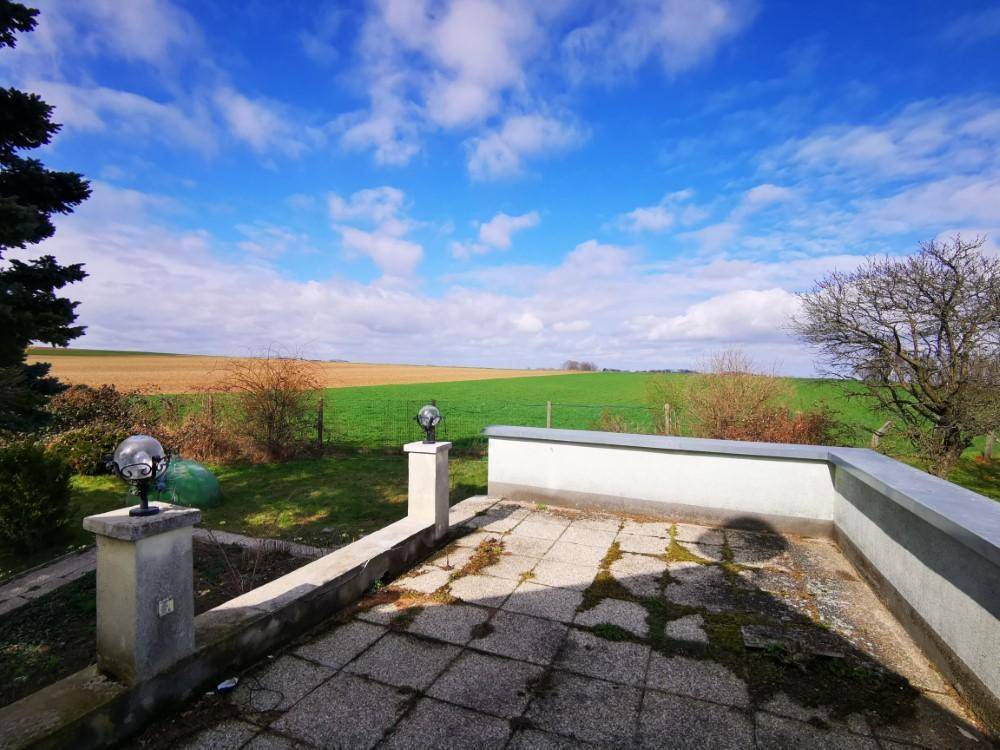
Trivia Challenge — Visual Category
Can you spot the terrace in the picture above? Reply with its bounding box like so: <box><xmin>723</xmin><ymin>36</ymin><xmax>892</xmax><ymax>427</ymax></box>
<box><xmin>2</xmin><ymin>427</ymin><xmax>997</xmax><ymax>748</ymax></box>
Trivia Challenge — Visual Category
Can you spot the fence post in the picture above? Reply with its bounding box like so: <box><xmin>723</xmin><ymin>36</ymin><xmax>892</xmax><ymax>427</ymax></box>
<box><xmin>317</xmin><ymin>397</ymin><xmax>324</xmax><ymax>449</ymax></box>
<box><xmin>663</xmin><ymin>403</ymin><xmax>671</xmax><ymax>436</ymax></box>
<box><xmin>984</xmin><ymin>432</ymin><xmax>996</xmax><ymax>461</ymax></box>
<box><xmin>546</xmin><ymin>401</ymin><xmax>552</xmax><ymax>429</ymax></box>
<box><xmin>207</xmin><ymin>393</ymin><xmax>215</xmax><ymax>426</ymax></box>
<box><xmin>871</xmin><ymin>420</ymin><xmax>893</xmax><ymax>450</ymax></box>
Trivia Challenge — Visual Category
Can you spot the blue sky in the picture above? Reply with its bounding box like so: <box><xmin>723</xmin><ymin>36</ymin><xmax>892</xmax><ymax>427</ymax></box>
<box><xmin>5</xmin><ymin>0</ymin><xmax>1000</xmax><ymax>373</ymax></box>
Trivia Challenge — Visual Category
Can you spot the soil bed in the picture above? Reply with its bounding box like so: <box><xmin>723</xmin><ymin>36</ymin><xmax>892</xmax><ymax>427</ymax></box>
<box><xmin>0</xmin><ymin>539</ymin><xmax>304</xmax><ymax>709</ymax></box>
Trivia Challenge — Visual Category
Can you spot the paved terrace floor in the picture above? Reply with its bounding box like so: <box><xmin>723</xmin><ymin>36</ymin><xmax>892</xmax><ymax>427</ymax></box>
<box><xmin>130</xmin><ymin>498</ymin><xmax>994</xmax><ymax>750</ymax></box>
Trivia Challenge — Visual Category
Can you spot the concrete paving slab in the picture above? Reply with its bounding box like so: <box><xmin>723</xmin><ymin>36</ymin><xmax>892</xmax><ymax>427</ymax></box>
<box><xmin>502</xmin><ymin>535</ymin><xmax>557</xmax><ymax>558</ymax></box>
<box><xmin>270</xmin><ymin>671</ymin><xmax>408</xmax><ymax>749</ymax></box>
<box><xmin>345</xmin><ymin>632</ymin><xmax>459</xmax><ymax>690</ymax></box>
<box><xmin>357</xmin><ymin>598</ymin><xmax>410</xmax><ymax>626</ymax></box>
<box><xmin>725</xmin><ymin>528</ymin><xmax>786</xmax><ymax>550</ymax></box>
<box><xmin>469</xmin><ymin>609</ymin><xmax>568</xmax><ymax>665</ymax></box>
<box><xmin>530</xmin><ymin>559</ymin><xmax>598</xmax><ymax>591</ymax></box>
<box><xmin>480</xmin><ymin>553</ymin><xmax>538</xmax><ymax>581</ymax></box>
<box><xmin>503</xmin><ymin>581</ymin><xmax>583</xmax><ymax>622</ymax></box>
<box><xmin>467</xmin><ymin>514</ymin><xmax>523</xmax><ymax>534</ymax></box>
<box><xmin>674</xmin><ymin>523</ymin><xmax>725</xmax><ymax>546</ymax></box>
<box><xmin>177</xmin><ymin>719</ymin><xmax>259</xmax><ymax>750</ymax></box>
<box><xmin>511</xmin><ymin>520</ymin><xmax>567</xmax><ymax>541</ymax></box>
<box><xmin>543</xmin><ymin>540</ymin><xmax>608</xmax><ymax>567</ymax></box>
<box><xmin>728</xmin><ymin>541</ymin><xmax>792</xmax><ymax>570</ymax></box>
<box><xmin>560</xmin><ymin>526</ymin><xmax>618</xmax><ymax>548</ymax></box>
<box><xmin>525</xmin><ymin>669</ymin><xmax>642</xmax><ymax>748</ymax></box>
<box><xmin>617</xmin><ymin>533</ymin><xmax>669</xmax><ymax>556</ymax></box>
<box><xmin>646</xmin><ymin>653</ymin><xmax>749</xmax><ymax>707</ymax></box>
<box><xmin>405</xmin><ymin>601</ymin><xmax>492</xmax><ymax>645</ymax></box>
<box><xmin>663</xmin><ymin>564</ymin><xmax>742</xmax><ymax>612</ymax></box>
<box><xmin>868</xmin><ymin>691</ymin><xmax>989</xmax><ymax>749</ymax></box>
<box><xmin>610</xmin><ymin>552</ymin><xmax>667</xmax><ymax>598</ymax></box>
<box><xmin>230</xmin><ymin>655</ymin><xmax>334</xmax><ymax>714</ymax></box>
<box><xmin>575</xmin><ymin>598</ymin><xmax>649</xmax><ymax>638</ymax></box>
<box><xmin>570</xmin><ymin>515</ymin><xmax>622</xmax><ymax>532</ymax></box>
<box><xmin>640</xmin><ymin>690</ymin><xmax>753</xmax><ymax>750</ymax></box>
<box><xmin>0</xmin><ymin>595</ymin><xmax>28</xmax><ymax>616</ymax></box>
<box><xmin>453</xmin><ymin>530</ymin><xmax>497</xmax><ymax>548</ymax></box>
<box><xmin>663</xmin><ymin>614</ymin><xmax>709</xmax><ymax>644</ymax></box>
<box><xmin>622</xmin><ymin>520</ymin><xmax>671</xmax><ymax>538</ymax></box>
<box><xmin>760</xmin><ymin>693</ymin><xmax>871</xmax><ymax>736</ymax></box>
<box><xmin>677</xmin><ymin>540</ymin><xmax>725</xmax><ymax>562</ymax></box>
<box><xmin>755</xmin><ymin>712</ymin><xmax>878</xmax><ymax>749</ymax></box>
<box><xmin>294</xmin><ymin>619</ymin><xmax>386</xmax><ymax>668</ymax></box>
<box><xmin>242</xmin><ymin>731</ymin><xmax>306</xmax><ymax>749</ymax></box>
<box><xmin>556</xmin><ymin>627</ymin><xmax>650</xmax><ymax>686</ymax></box>
<box><xmin>532</xmin><ymin>510</ymin><xmax>576</xmax><ymax>527</ymax></box>
<box><xmin>508</xmin><ymin>728</ymin><xmax>599</xmax><ymax>749</ymax></box>
<box><xmin>449</xmin><ymin>573</ymin><xmax>519</xmax><ymax>607</ymax></box>
<box><xmin>427</xmin><ymin>650</ymin><xmax>544</xmax><ymax>718</ymax></box>
<box><xmin>381</xmin><ymin>697</ymin><xmax>511</xmax><ymax>749</ymax></box>
<box><xmin>393</xmin><ymin>565</ymin><xmax>451</xmax><ymax>594</ymax></box>
<box><xmin>425</xmin><ymin>544</ymin><xmax>476</xmax><ymax>572</ymax></box>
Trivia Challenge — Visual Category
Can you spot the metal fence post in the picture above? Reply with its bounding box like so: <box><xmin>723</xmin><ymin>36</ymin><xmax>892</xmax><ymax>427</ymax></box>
<box><xmin>546</xmin><ymin>401</ymin><xmax>552</xmax><ymax>429</ymax></box>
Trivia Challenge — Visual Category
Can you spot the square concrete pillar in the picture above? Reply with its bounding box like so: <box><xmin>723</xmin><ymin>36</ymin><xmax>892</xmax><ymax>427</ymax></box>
<box><xmin>404</xmin><ymin>441</ymin><xmax>451</xmax><ymax>540</ymax></box>
<box><xmin>83</xmin><ymin>503</ymin><xmax>200</xmax><ymax>685</ymax></box>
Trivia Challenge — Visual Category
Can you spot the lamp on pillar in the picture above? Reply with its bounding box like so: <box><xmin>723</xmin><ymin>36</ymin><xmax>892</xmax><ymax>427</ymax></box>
<box><xmin>415</xmin><ymin>403</ymin><xmax>442</xmax><ymax>443</ymax></box>
<box><xmin>108</xmin><ymin>435</ymin><xmax>170</xmax><ymax>517</ymax></box>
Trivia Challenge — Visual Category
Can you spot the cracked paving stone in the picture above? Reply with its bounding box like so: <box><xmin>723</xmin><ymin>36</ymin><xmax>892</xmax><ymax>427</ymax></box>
<box><xmin>502</xmin><ymin>580</ymin><xmax>583</xmax><ymax>622</ymax></box>
<box><xmin>760</xmin><ymin>693</ymin><xmax>871</xmax><ymax>736</ymax></box>
<box><xmin>295</xmin><ymin>619</ymin><xmax>386</xmax><ymax>668</ymax></box>
<box><xmin>230</xmin><ymin>655</ymin><xmax>334</xmax><ymax>714</ymax></box>
<box><xmin>640</xmin><ymin>691</ymin><xmax>753</xmax><ymax>750</ymax></box>
<box><xmin>609</xmin><ymin>552</ymin><xmax>667</xmax><ymax>598</ymax></box>
<box><xmin>427</xmin><ymin>650</ymin><xmax>545</xmax><ymax>718</ymax></box>
<box><xmin>663</xmin><ymin>614</ymin><xmax>709</xmax><ymax>644</ymax></box>
<box><xmin>525</xmin><ymin>670</ymin><xmax>642</xmax><ymax>749</ymax></box>
<box><xmin>755</xmin><ymin>712</ymin><xmax>878</xmax><ymax>749</ymax></box>
<box><xmin>530</xmin><ymin>559</ymin><xmax>598</xmax><ymax>591</ymax></box>
<box><xmin>469</xmin><ymin>609</ymin><xmax>568</xmax><ymax>665</ymax></box>
<box><xmin>426</xmin><ymin>544</ymin><xmax>476</xmax><ymax>571</ymax></box>
<box><xmin>574</xmin><ymin>598</ymin><xmax>649</xmax><ymax>637</ymax></box>
<box><xmin>646</xmin><ymin>653</ymin><xmax>749</xmax><ymax>707</ymax></box>
<box><xmin>556</xmin><ymin>627</ymin><xmax>650</xmax><ymax>686</ymax></box>
<box><xmin>405</xmin><ymin>601</ymin><xmax>492</xmax><ymax>645</ymax></box>
<box><xmin>345</xmin><ymin>632</ymin><xmax>459</xmax><ymax>690</ymax></box>
<box><xmin>449</xmin><ymin>573</ymin><xmax>519</xmax><ymax>607</ymax></box>
<box><xmin>382</xmin><ymin>697</ymin><xmax>511</xmax><ymax>749</ymax></box>
<box><xmin>270</xmin><ymin>672</ymin><xmax>409</xmax><ymax>749</ymax></box>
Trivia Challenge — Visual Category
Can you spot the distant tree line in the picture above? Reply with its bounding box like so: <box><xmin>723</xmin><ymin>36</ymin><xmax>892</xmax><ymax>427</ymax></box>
<box><xmin>562</xmin><ymin>360</ymin><xmax>598</xmax><ymax>371</ymax></box>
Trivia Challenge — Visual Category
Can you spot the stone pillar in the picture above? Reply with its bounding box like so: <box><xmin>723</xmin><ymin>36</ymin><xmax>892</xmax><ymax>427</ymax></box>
<box><xmin>404</xmin><ymin>441</ymin><xmax>451</xmax><ymax>540</ymax></box>
<box><xmin>83</xmin><ymin>503</ymin><xmax>200</xmax><ymax>685</ymax></box>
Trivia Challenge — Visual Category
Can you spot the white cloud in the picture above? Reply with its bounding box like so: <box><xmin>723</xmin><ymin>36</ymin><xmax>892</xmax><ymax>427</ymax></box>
<box><xmin>553</xmin><ymin>320</ymin><xmax>591</xmax><ymax>333</ymax></box>
<box><xmin>338</xmin><ymin>226</ymin><xmax>423</xmax><ymax>277</ymax></box>
<box><xmin>213</xmin><ymin>87</ymin><xmax>320</xmax><ymax>157</ymax></box>
<box><xmin>328</xmin><ymin>187</ymin><xmax>423</xmax><ymax>277</ymax></box>
<box><xmin>479</xmin><ymin>211</ymin><xmax>540</xmax><ymax>248</ymax></box>
<box><xmin>631</xmin><ymin>288</ymin><xmax>800</xmax><ymax>342</ymax></box>
<box><xmin>466</xmin><ymin>114</ymin><xmax>584</xmax><ymax>179</ymax></box>
<box><xmin>512</xmin><ymin>312</ymin><xmax>544</xmax><ymax>333</ymax></box>
<box><xmin>618</xmin><ymin>189</ymin><xmax>706</xmax><ymax>233</ymax></box>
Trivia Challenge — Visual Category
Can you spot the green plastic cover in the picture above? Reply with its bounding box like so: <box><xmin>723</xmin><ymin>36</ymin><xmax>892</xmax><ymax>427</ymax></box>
<box><xmin>159</xmin><ymin>458</ymin><xmax>222</xmax><ymax>508</ymax></box>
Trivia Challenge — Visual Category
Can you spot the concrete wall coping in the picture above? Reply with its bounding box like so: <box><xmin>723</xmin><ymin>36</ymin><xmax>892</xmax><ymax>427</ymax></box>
<box><xmin>82</xmin><ymin>503</ymin><xmax>201</xmax><ymax>541</ymax></box>
<box><xmin>404</xmin><ymin>441</ymin><xmax>452</xmax><ymax>454</ymax></box>
<box><xmin>483</xmin><ymin>425</ymin><xmax>1000</xmax><ymax>568</ymax></box>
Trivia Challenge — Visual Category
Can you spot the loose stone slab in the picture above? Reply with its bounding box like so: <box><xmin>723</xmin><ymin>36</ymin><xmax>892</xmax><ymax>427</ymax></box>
<box><xmin>503</xmin><ymin>535</ymin><xmax>557</xmax><ymax>558</ymax></box>
<box><xmin>621</xmin><ymin>520</ymin><xmax>671</xmax><ymax>538</ymax></box>
<box><xmin>531</xmin><ymin>559</ymin><xmax>598</xmax><ymax>591</ymax></box>
<box><xmin>480</xmin><ymin>553</ymin><xmax>538</xmax><ymax>581</ymax></box>
<box><xmin>393</xmin><ymin>565</ymin><xmax>451</xmax><ymax>594</ymax></box>
<box><xmin>755</xmin><ymin>712</ymin><xmax>878</xmax><ymax>750</ymax></box>
<box><xmin>575</xmin><ymin>598</ymin><xmax>649</xmax><ymax>638</ymax></box>
<box><xmin>295</xmin><ymin>619</ymin><xmax>386</xmax><ymax>668</ymax></box>
<box><xmin>555</xmin><ymin>627</ymin><xmax>650</xmax><ymax>686</ymax></box>
<box><xmin>560</xmin><ymin>525</ymin><xmax>617</xmax><ymax>548</ymax></box>
<box><xmin>663</xmin><ymin>614</ymin><xmax>709</xmax><ymax>644</ymax></box>
<box><xmin>543</xmin><ymin>540</ymin><xmax>608</xmax><ymax>567</ymax></box>
<box><xmin>525</xmin><ymin>669</ymin><xmax>642</xmax><ymax>748</ymax></box>
<box><xmin>230</xmin><ymin>655</ymin><xmax>334</xmax><ymax>714</ymax></box>
<box><xmin>511</xmin><ymin>520</ymin><xmax>567</xmax><ymax>541</ymax></box>
<box><xmin>609</xmin><ymin>552</ymin><xmax>667</xmax><ymax>597</ymax></box>
<box><xmin>427</xmin><ymin>650</ymin><xmax>544</xmax><ymax>718</ymax></box>
<box><xmin>382</xmin><ymin>697</ymin><xmax>511</xmax><ymax>750</ymax></box>
<box><xmin>617</xmin><ymin>533</ymin><xmax>668</xmax><ymax>555</ymax></box>
<box><xmin>673</xmin><ymin>523</ymin><xmax>725</xmax><ymax>546</ymax></box>
<box><xmin>646</xmin><ymin>653</ymin><xmax>749</xmax><ymax>708</ymax></box>
<box><xmin>178</xmin><ymin>719</ymin><xmax>259</xmax><ymax>750</ymax></box>
<box><xmin>271</xmin><ymin>671</ymin><xmax>409</xmax><ymax>749</ymax></box>
<box><xmin>469</xmin><ymin>610</ymin><xmax>568</xmax><ymax>665</ymax></box>
<box><xmin>502</xmin><ymin>580</ymin><xmax>583</xmax><ymax>622</ymax></box>
<box><xmin>640</xmin><ymin>691</ymin><xmax>753</xmax><ymax>750</ymax></box>
<box><xmin>406</xmin><ymin>601</ymin><xmax>492</xmax><ymax>645</ymax></box>
<box><xmin>346</xmin><ymin>632</ymin><xmax>459</xmax><ymax>690</ymax></box>
<box><xmin>449</xmin><ymin>573</ymin><xmax>519</xmax><ymax>607</ymax></box>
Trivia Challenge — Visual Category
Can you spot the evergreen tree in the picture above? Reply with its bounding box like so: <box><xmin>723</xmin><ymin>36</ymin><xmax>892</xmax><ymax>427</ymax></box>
<box><xmin>0</xmin><ymin>1</ymin><xmax>90</xmax><ymax>433</ymax></box>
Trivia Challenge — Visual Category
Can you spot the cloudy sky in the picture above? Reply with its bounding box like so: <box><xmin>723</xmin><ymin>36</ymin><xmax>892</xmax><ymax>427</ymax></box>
<box><xmin>5</xmin><ymin>0</ymin><xmax>1000</xmax><ymax>373</ymax></box>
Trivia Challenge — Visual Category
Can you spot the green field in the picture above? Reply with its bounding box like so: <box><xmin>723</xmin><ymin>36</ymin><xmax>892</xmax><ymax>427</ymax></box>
<box><xmin>26</xmin><ymin>347</ymin><xmax>178</xmax><ymax>357</ymax></box>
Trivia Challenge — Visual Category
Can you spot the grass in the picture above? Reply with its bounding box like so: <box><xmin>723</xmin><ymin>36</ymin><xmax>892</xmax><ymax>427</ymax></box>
<box><xmin>26</xmin><ymin>346</ymin><xmax>179</xmax><ymax>357</ymax></box>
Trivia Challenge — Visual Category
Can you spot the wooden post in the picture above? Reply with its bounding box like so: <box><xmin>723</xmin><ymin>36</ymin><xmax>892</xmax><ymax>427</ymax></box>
<box><xmin>317</xmin><ymin>397</ymin><xmax>324</xmax><ymax>449</ymax></box>
<box><xmin>663</xmin><ymin>403</ymin><xmax>671</xmax><ymax>436</ymax></box>
<box><xmin>871</xmin><ymin>420</ymin><xmax>893</xmax><ymax>450</ymax></box>
<box><xmin>207</xmin><ymin>393</ymin><xmax>215</xmax><ymax>426</ymax></box>
<box><xmin>546</xmin><ymin>401</ymin><xmax>552</xmax><ymax>429</ymax></box>
<box><xmin>984</xmin><ymin>432</ymin><xmax>996</xmax><ymax>461</ymax></box>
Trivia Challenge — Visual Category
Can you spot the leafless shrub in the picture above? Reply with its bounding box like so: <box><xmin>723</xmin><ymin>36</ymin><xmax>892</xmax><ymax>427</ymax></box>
<box><xmin>591</xmin><ymin>409</ymin><xmax>634</xmax><ymax>433</ymax></box>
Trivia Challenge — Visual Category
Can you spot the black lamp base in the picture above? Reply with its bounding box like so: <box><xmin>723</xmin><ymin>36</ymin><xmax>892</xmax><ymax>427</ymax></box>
<box><xmin>129</xmin><ymin>505</ymin><xmax>160</xmax><ymax>517</ymax></box>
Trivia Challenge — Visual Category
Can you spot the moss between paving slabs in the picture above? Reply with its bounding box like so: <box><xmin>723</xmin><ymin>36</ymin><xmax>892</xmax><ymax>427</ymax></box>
<box><xmin>576</xmin><ymin>526</ymin><xmax>919</xmax><ymax>726</ymax></box>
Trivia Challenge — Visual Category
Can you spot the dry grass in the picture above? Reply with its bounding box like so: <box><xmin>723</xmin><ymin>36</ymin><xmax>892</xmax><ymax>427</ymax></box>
<box><xmin>25</xmin><ymin>352</ymin><xmax>568</xmax><ymax>394</ymax></box>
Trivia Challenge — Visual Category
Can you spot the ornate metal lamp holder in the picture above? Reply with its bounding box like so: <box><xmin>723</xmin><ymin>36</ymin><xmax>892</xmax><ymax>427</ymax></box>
<box><xmin>108</xmin><ymin>435</ymin><xmax>171</xmax><ymax>517</ymax></box>
<box><xmin>415</xmin><ymin>403</ymin><xmax>442</xmax><ymax>443</ymax></box>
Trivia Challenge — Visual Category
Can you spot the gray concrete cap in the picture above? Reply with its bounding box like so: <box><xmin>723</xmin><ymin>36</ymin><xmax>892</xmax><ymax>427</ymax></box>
<box><xmin>83</xmin><ymin>503</ymin><xmax>201</xmax><ymax>540</ymax></box>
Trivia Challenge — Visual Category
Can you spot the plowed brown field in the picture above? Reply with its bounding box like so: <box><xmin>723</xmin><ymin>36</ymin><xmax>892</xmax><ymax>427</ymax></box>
<box><xmin>25</xmin><ymin>352</ymin><xmax>569</xmax><ymax>394</ymax></box>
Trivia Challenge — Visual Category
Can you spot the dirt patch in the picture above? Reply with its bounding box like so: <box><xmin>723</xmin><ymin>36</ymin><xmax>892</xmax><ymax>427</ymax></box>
<box><xmin>0</xmin><ymin>540</ymin><xmax>303</xmax><ymax>709</ymax></box>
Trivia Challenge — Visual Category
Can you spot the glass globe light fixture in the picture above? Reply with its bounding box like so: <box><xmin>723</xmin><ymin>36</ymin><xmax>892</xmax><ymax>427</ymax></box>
<box><xmin>109</xmin><ymin>435</ymin><xmax>170</xmax><ymax>517</ymax></box>
<box><xmin>415</xmin><ymin>404</ymin><xmax>442</xmax><ymax>443</ymax></box>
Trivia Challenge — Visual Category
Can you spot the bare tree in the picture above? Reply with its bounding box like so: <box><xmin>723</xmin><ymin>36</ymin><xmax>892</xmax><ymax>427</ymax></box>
<box><xmin>792</xmin><ymin>235</ymin><xmax>1000</xmax><ymax>475</ymax></box>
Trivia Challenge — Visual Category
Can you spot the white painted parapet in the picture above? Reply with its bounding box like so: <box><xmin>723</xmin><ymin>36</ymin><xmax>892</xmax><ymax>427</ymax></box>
<box><xmin>83</xmin><ymin>504</ymin><xmax>200</xmax><ymax>686</ymax></box>
<box><xmin>404</xmin><ymin>440</ymin><xmax>452</xmax><ymax>541</ymax></box>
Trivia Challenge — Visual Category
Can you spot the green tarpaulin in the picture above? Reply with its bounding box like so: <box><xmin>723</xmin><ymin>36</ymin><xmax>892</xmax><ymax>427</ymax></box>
<box><xmin>159</xmin><ymin>459</ymin><xmax>222</xmax><ymax>508</ymax></box>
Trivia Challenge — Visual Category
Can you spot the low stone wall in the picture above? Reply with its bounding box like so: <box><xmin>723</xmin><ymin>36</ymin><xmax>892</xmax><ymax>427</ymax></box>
<box><xmin>484</xmin><ymin>425</ymin><xmax>1000</xmax><ymax>732</ymax></box>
